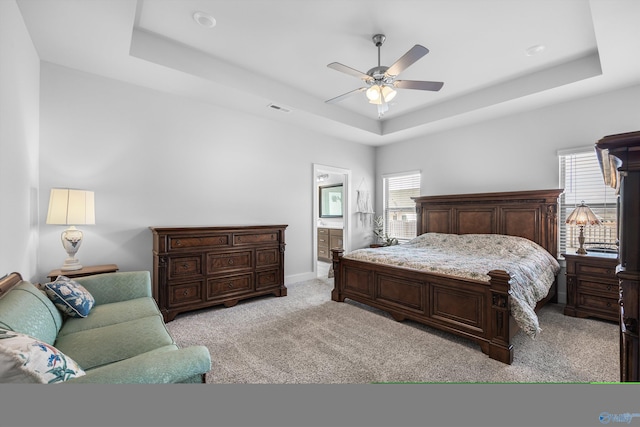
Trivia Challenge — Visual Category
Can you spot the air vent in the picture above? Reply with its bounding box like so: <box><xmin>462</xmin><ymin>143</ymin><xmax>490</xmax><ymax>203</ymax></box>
<box><xmin>267</xmin><ymin>103</ymin><xmax>291</xmax><ymax>113</ymax></box>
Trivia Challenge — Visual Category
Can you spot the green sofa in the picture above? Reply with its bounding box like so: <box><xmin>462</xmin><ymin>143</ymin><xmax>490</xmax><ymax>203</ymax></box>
<box><xmin>0</xmin><ymin>271</ymin><xmax>211</xmax><ymax>383</ymax></box>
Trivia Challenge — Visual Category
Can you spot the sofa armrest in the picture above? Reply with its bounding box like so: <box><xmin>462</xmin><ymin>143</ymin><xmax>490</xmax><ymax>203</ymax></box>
<box><xmin>73</xmin><ymin>271</ymin><xmax>152</xmax><ymax>305</ymax></box>
<box><xmin>65</xmin><ymin>345</ymin><xmax>212</xmax><ymax>384</ymax></box>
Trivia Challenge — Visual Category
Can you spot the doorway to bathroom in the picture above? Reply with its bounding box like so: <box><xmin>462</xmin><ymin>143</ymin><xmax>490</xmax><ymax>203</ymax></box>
<box><xmin>312</xmin><ymin>164</ymin><xmax>351</xmax><ymax>279</ymax></box>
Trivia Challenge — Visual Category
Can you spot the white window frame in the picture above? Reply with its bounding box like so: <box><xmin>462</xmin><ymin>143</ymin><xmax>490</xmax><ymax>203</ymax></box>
<box><xmin>382</xmin><ymin>171</ymin><xmax>421</xmax><ymax>243</ymax></box>
<box><xmin>558</xmin><ymin>147</ymin><xmax>618</xmax><ymax>255</ymax></box>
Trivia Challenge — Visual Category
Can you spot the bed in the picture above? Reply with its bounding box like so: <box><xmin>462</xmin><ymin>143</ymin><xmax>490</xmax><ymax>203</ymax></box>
<box><xmin>331</xmin><ymin>188</ymin><xmax>563</xmax><ymax>364</ymax></box>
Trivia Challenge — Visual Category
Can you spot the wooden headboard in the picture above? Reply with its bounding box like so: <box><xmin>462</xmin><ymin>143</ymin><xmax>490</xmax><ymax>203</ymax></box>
<box><xmin>413</xmin><ymin>188</ymin><xmax>563</xmax><ymax>257</ymax></box>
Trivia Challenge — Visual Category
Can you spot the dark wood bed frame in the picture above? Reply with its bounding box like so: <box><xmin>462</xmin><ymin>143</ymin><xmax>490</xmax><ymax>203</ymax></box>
<box><xmin>331</xmin><ymin>188</ymin><xmax>563</xmax><ymax>365</ymax></box>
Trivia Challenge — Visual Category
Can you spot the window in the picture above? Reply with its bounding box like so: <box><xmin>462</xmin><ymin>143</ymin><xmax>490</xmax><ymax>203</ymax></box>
<box><xmin>558</xmin><ymin>148</ymin><xmax>618</xmax><ymax>255</ymax></box>
<box><xmin>382</xmin><ymin>171</ymin><xmax>420</xmax><ymax>242</ymax></box>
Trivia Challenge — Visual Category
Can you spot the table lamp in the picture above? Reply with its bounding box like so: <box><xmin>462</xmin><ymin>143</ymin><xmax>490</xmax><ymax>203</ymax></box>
<box><xmin>565</xmin><ymin>200</ymin><xmax>601</xmax><ymax>255</ymax></box>
<box><xmin>46</xmin><ymin>188</ymin><xmax>95</xmax><ymax>270</ymax></box>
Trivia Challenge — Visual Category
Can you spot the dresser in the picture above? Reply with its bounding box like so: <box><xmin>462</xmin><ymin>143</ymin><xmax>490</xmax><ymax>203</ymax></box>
<box><xmin>596</xmin><ymin>130</ymin><xmax>640</xmax><ymax>382</ymax></box>
<box><xmin>150</xmin><ymin>225</ymin><xmax>287</xmax><ymax>322</ymax></box>
<box><xmin>563</xmin><ymin>252</ymin><xmax>619</xmax><ymax>322</ymax></box>
<box><xmin>318</xmin><ymin>227</ymin><xmax>343</xmax><ymax>262</ymax></box>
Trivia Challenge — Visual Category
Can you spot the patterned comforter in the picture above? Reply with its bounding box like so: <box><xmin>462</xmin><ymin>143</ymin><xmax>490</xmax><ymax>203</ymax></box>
<box><xmin>344</xmin><ymin>233</ymin><xmax>560</xmax><ymax>338</ymax></box>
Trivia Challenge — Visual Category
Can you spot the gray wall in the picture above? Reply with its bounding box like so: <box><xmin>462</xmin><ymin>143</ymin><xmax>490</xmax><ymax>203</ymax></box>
<box><xmin>37</xmin><ymin>63</ymin><xmax>376</xmax><ymax>283</ymax></box>
<box><xmin>0</xmin><ymin>1</ymin><xmax>40</xmax><ymax>282</ymax></box>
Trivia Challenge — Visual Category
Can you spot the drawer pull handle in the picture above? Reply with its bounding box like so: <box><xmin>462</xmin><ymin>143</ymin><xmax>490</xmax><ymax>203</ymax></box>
<box><xmin>183</xmin><ymin>290</ymin><xmax>189</xmax><ymax>296</ymax></box>
<box><xmin>606</xmin><ymin>302</ymin><xmax>611</xmax><ymax>307</ymax></box>
<box><xmin>227</xmin><ymin>283</ymin><xmax>234</xmax><ymax>288</ymax></box>
<box><xmin>219</xmin><ymin>237</ymin><xmax>225</xmax><ymax>243</ymax></box>
<box><xmin>182</xmin><ymin>263</ymin><xmax>189</xmax><ymax>269</ymax></box>
<box><xmin>175</xmin><ymin>239</ymin><xmax>182</xmax><ymax>246</ymax></box>
<box><xmin>228</xmin><ymin>259</ymin><xmax>234</xmax><ymax>265</ymax></box>
<box><xmin>607</xmin><ymin>285</ymin><xmax>612</xmax><ymax>291</ymax></box>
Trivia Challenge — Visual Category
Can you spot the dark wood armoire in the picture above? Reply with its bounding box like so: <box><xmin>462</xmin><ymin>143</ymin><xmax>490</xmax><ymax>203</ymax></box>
<box><xmin>596</xmin><ymin>130</ymin><xmax>640</xmax><ymax>382</ymax></box>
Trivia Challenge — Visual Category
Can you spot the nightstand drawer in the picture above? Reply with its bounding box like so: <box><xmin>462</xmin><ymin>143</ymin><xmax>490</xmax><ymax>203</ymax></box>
<box><xmin>577</xmin><ymin>263</ymin><xmax>617</xmax><ymax>278</ymax></box>
<box><xmin>577</xmin><ymin>292</ymin><xmax>618</xmax><ymax>314</ymax></box>
<box><xmin>578</xmin><ymin>279</ymin><xmax>618</xmax><ymax>296</ymax></box>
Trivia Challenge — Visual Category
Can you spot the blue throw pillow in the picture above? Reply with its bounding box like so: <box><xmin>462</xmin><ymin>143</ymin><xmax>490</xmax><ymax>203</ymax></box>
<box><xmin>44</xmin><ymin>276</ymin><xmax>95</xmax><ymax>318</ymax></box>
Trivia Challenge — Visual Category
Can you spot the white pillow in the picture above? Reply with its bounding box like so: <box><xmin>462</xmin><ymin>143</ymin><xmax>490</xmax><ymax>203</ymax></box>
<box><xmin>0</xmin><ymin>329</ymin><xmax>85</xmax><ymax>383</ymax></box>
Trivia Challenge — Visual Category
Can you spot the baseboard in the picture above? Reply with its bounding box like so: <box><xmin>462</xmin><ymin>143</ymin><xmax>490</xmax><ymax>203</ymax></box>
<box><xmin>285</xmin><ymin>272</ymin><xmax>316</xmax><ymax>285</ymax></box>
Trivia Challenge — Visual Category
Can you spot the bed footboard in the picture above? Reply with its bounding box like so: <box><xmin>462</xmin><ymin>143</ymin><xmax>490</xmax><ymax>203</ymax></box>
<box><xmin>332</xmin><ymin>249</ymin><xmax>517</xmax><ymax>364</ymax></box>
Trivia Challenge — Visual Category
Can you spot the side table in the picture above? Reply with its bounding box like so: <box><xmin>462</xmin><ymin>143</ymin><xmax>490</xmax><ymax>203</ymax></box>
<box><xmin>562</xmin><ymin>252</ymin><xmax>618</xmax><ymax>322</ymax></box>
<box><xmin>47</xmin><ymin>264</ymin><xmax>119</xmax><ymax>282</ymax></box>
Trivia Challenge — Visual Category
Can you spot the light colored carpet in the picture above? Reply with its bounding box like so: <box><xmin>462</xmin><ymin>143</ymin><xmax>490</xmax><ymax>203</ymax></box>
<box><xmin>166</xmin><ymin>277</ymin><xmax>619</xmax><ymax>384</ymax></box>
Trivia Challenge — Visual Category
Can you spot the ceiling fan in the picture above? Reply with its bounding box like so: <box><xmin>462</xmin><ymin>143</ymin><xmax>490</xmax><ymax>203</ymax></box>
<box><xmin>326</xmin><ymin>34</ymin><xmax>444</xmax><ymax>118</ymax></box>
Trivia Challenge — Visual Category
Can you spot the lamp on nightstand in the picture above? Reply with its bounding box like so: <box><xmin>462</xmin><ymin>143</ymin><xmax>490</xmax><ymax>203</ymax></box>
<box><xmin>566</xmin><ymin>200</ymin><xmax>601</xmax><ymax>255</ymax></box>
<box><xmin>46</xmin><ymin>188</ymin><xmax>95</xmax><ymax>271</ymax></box>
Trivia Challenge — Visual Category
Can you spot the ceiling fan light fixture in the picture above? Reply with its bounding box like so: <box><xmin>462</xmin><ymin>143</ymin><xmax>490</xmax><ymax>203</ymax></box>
<box><xmin>366</xmin><ymin>85</ymin><xmax>381</xmax><ymax>102</ymax></box>
<box><xmin>381</xmin><ymin>85</ymin><xmax>397</xmax><ymax>102</ymax></box>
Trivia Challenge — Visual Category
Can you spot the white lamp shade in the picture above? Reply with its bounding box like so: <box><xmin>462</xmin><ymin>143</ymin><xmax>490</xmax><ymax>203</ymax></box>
<box><xmin>366</xmin><ymin>85</ymin><xmax>381</xmax><ymax>102</ymax></box>
<box><xmin>46</xmin><ymin>188</ymin><xmax>95</xmax><ymax>225</ymax></box>
<box><xmin>381</xmin><ymin>85</ymin><xmax>397</xmax><ymax>102</ymax></box>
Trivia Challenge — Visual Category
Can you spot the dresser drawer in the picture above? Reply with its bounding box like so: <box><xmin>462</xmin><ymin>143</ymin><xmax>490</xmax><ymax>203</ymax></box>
<box><xmin>318</xmin><ymin>228</ymin><xmax>329</xmax><ymax>236</ymax></box>
<box><xmin>207</xmin><ymin>250</ymin><xmax>253</xmax><ymax>273</ymax></box>
<box><xmin>168</xmin><ymin>281</ymin><xmax>203</xmax><ymax>307</ymax></box>
<box><xmin>168</xmin><ymin>256</ymin><xmax>203</xmax><ymax>278</ymax></box>
<box><xmin>256</xmin><ymin>248</ymin><xmax>279</xmax><ymax>267</ymax></box>
<box><xmin>233</xmin><ymin>232</ymin><xmax>279</xmax><ymax>246</ymax></box>
<box><xmin>169</xmin><ymin>234</ymin><xmax>230</xmax><ymax>250</ymax></box>
<box><xmin>207</xmin><ymin>274</ymin><xmax>253</xmax><ymax>298</ymax></box>
<box><xmin>256</xmin><ymin>269</ymin><xmax>279</xmax><ymax>290</ymax></box>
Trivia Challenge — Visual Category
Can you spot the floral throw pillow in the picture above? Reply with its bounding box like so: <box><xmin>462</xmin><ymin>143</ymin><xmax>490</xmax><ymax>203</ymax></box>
<box><xmin>0</xmin><ymin>329</ymin><xmax>86</xmax><ymax>383</ymax></box>
<box><xmin>44</xmin><ymin>275</ymin><xmax>95</xmax><ymax>318</ymax></box>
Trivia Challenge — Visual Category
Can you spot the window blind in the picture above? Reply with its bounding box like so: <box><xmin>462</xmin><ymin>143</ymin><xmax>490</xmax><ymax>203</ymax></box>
<box><xmin>558</xmin><ymin>148</ymin><xmax>618</xmax><ymax>254</ymax></box>
<box><xmin>383</xmin><ymin>171</ymin><xmax>420</xmax><ymax>242</ymax></box>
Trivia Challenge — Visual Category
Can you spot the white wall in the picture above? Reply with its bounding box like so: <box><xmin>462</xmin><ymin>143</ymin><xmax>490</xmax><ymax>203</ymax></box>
<box><xmin>0</xmin><ymin>0</ymin><xmax>40</xmax><ymax>281</ymax></box>
<box><xmin>38</xmin><ymin>63</ymin><xmax>375</xmax><ymax>283</ymax></box>
<box><xmin>376</xmin><ymin>84</ymin><xmax>640</xmax><ymax>199</ymax></box>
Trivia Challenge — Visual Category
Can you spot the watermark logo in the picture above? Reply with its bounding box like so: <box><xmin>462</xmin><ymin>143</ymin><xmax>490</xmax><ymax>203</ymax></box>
<box><xmin>599</xmin><ymin>412</ymin><xmax>640</xmax><ymax>424</ymax></box>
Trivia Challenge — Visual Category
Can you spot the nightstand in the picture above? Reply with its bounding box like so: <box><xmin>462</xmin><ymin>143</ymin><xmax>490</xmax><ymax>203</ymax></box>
<box><xmin>562</xmin><ymin>252</ymin><xmax>619</xmax><ymax>322</ymax></box>
<box><xmin>46</xmin><ymin>264</ymin><xmax>119</xmax><ymax>282</ymax></box>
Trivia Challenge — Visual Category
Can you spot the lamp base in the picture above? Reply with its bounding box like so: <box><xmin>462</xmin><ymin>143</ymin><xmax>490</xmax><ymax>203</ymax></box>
<box><xmin>61</xmin><ymin>258</ymin><xmax>83</xmax><ymax>271</ymax></box>
<box><xmin>575</xmin><ymin>247</ymin><xmax>587</xmax><ymax>255</ymax></box>
<box><xmin>60</xmin><ymin>226</ymin><xmax>84</xmax><ymax>271</ymax></box>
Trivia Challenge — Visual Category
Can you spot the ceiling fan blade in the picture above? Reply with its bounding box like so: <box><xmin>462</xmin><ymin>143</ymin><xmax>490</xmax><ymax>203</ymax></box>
<box><xmin>385</xmin><ymin>45</ymin><xmax>429</xmax><ymax>77</ymax></box>
<box><xmin>327</xmin><ymin>62</ymin><xmax>372</xmax><ymax>82</ymax></box>
<box><xmin>325</xmin><ymin>87</ymin><xmax>367</xmax><ymax>104</ymax></box>
<box><xmin>393</xmin><ymin>80</ymin><xmax>444</xmax><ymax>91</ymax></box>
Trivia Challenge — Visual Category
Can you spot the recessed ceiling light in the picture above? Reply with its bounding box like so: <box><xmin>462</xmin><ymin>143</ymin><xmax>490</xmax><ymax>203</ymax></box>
<box><xmin>525</xmin><ymin>44</ymin><xmax>545</xmax><ymax>56</ymax></box>
<box><xmin>193</xmin><ymin>11</ymin><xmax>216</xmax><ymax>28</ymax></box>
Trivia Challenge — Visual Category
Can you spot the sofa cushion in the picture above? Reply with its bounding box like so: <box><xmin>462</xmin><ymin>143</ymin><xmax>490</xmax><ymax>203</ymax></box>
<box><xmin>58</xmin><ymin>297</ymin><xmax>162</xmax><ymax>337</ymax></box>
<box><xmin>44</xmin><ymin>276</ymin><xmax>95</xmax><ymax>318</ymax></box>
<box><xmin>54</xmin><ymin>315</ymin><xmax>176</xmax><ymax>370</ymax></box>
<box><xmin>0</xmin><ymin>281</ymin><xmax>63</xmax><ymax>345</ymax></box>
<box><xmin>0</xmin><ymin>329</ymin><xmax>85</xmax><ymax>383</ymax></box>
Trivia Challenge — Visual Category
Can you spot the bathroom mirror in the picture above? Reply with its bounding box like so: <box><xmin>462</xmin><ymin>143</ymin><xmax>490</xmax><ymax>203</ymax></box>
<box><xmin>319</xmin><ymin>184</ymin><xmax>343</xmax><ymax>218</ymax></box>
